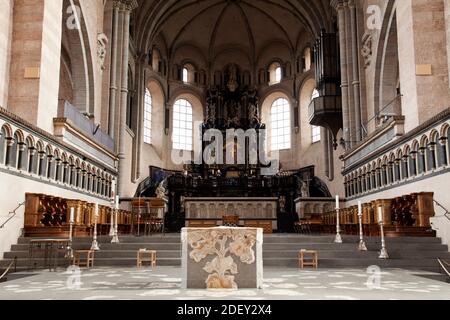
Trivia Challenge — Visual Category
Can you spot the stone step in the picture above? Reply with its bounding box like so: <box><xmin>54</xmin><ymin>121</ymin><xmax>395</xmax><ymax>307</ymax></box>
<box><xmin>8</xmin><ymin>242</ymin><xmax>448</xmax><ymax>254</ymax></box>
<box><xmin>16</xmin><ymin>235</ymin><xmax>182</xmax><ymax>244</ymax></box>
<box><xmin>5</xmin><ymin>248</ymin><xmax>450</xmax><ymax>260</ymax></box>
<box><xmin>263</xmin><ymin>257</ymin><xmax>443</xmax><ymax>270</ymax></box>
<box><xmin>262</xmin><ymin>235</ymin><xmax>443</xmax><ymax>244</ymax></box>
<box><xmin>3</xmin><ymin>234</ymin><xmax>448</xmax><ymax>274</ymax></box>
<box><xmin>15</xmin><ymin>235</ymin><xmax>444</xmax><ymax>244</ymax></box>
<box><xmin>2</xmin><ymin>257</ymin><xmax>442</xmax><ymax>273</ymax></box>
<box><xmin>1</xmin><ymin>257</ymin><xmax>182</xmax><ymax>268</ymax></box>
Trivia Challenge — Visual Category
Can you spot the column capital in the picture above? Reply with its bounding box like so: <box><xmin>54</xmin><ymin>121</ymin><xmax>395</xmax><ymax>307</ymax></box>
<box><xmin>114</xmin><ymin>0</ymin><xmax>138</xmax><ymax>11</ymax></box>
<box><xmin>331</xmin><ymin>0</ymin><xmax>349</xmax><ymax>11</ymax></box>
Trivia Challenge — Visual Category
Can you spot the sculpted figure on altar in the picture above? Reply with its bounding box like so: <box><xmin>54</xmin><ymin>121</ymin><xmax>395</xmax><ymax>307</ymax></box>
<box><xmin>226</xmin><ymin>64</ymin><xmax>239</xmax><ymax>93</ymax></box>
<box><xmin>225</xmin><ymin>99</ymin><xmax>241</xmax><ymax>128</ymax></box>
<box><xmin>247</xmin><ymin>87</ymin><xmax>260</xmax><ymax>127</ymax></box>
<box><xmin>205</xmin><ymin>88</ymin><xmax>218</xmax><ymax>128</ymax></box>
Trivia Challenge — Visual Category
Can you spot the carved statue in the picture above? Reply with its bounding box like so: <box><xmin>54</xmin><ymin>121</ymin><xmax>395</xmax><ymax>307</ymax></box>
<box><xmin>227</xmin><ymin>64</ymin><xmax>238</xmax><ymax>92</ymax></box>
<box><xmin>248</xmin><ymin>103</ymin><xmax>260</xmax><ymax>126</ymax></box>
<box><xmin>300</xmin><ymin>180</ymin><xmax>310</xmax><ymax>198</ymax></box>
<box><xmin>156</xmin><ymin>179</ymin><xmax>168</xmax><ymax>199</ymax></box>
<box><xmin>97</xmin><ymin>33</ymin><xmax>109</xmax><ymax>70</ymax></box>
<box><xmin>279</xmin><ymin>196</ymin><xmax>286</xmax><ymax>213</ymax></box>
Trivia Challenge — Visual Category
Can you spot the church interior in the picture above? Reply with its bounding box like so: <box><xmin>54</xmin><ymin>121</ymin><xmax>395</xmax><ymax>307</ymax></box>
<box><xmin>0</xmin><ymin>0</ymin><xmax>450</xmax><ymax>300</ymax></box>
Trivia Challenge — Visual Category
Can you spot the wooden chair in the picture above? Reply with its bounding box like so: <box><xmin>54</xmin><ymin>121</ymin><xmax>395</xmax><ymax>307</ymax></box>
<box><xmin>73</xmin><ymin>250</ymin><xmax>95</xmax><ymax>268</ymax></box>
<box><xmin>148</xmin><ymin>199</ymin><xmax>165</xmax><ymax>235</ymax></box>
<box><xmin>137</xmin><ymin>249</ymin><xmax>157</xmax><ymax>268</ymax></box>
<box><xmin>298</xmin><ymin>250</ymin><xmax>318</xmax><ymax>269</ymax></box>
<box><xmin>131</xmin><ymin>199</ymin><xmax>151</xmax><ymax>236</ymax></box>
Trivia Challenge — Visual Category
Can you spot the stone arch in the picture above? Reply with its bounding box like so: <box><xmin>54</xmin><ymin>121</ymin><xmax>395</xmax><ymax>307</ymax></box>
<box><xmin>169</xmin><ymin>93</ymin><xmax>203</xmax><ymax>161</ymax></box>
<box><xmin>60</xmin><ymin>0</ymin><xmax>96</xmax><ymax>115</ymax></box>
<box><xmin>374</xmin><ymin>1</ymin><xmax>401</xmax><ymax>120</ymax></box>
<box><xmin>25</xmin><ymin>136</ymin><xmax>37</xmax><ymax>173</ymax></box>
<box><xmin>440</xmin><ymin>123</ymin><xmax>449</xmax><ymax>138</ymax></box>
<box><xmin>261</xmin><ymin>91</ymin><xmax>293</xmax><ymax>151</ymax></box>
<box><xmin>1</xmin><ymin>123</ymin><xmax>13</xmax><ymax>138</ymax></box>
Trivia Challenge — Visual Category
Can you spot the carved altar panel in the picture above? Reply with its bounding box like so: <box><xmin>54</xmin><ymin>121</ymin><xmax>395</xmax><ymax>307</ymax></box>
<box><xmin>181</xmin><ymin>227</ymin><xmax>263</xmax><ymax>289</ymax></box>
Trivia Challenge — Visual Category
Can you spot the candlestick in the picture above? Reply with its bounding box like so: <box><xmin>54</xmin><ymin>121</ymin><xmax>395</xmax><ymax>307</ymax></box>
<box><xmin>109</xmin><ymin>206</ymin><xmax>115</xmax><ymax>236</ymax></box>
<box><xmin>115</xmin><ymin>195</ymin><xmax>120</xmax><ymax>209</ymax></box>
<box><xmin>377</xmin><ymin>206</ymin><xmax>383</xmax><ymax>224</ymax></box>
<box><xmin>66</xmin><ymin>209</ymin><xmax>74</xmax><ymax>260</ymax></box>
<box><xmin>335</xmin><ymin>195</ymin><xmax>340</xmax><ymax>209</ymax></box>
<box><xmin>357</xmin><ymin>201</ymin><xmax>367</xmax><ymax>251</ymax></box>
<box><xmin>91</xmin><ymin>203</ymin><xmax>100</xmax><ymax>251</ymax></box>
<box><xmin>378</xmin><ymin>206</ymin><xmax>389</xmax><ymax>259</ymax></box>
<box><xmin>334</xmin><ymin>207</ymin><xmax>342</xmax><ymax>244</ymax></box>
<box><xmin>111</xmin><ymin>203</ymin><xmax>120</xmax><ymax>244</ymax></box>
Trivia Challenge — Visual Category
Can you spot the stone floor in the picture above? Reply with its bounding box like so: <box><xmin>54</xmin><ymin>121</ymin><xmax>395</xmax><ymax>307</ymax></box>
<box><xmin>0</xmin><ymin>267</ymin><xmax>449</xmax><ymax>300</ymax></box>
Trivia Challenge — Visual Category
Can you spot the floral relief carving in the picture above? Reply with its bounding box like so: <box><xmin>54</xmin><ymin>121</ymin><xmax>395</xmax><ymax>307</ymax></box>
<box><xmin>361</xmin><ymin>31</ymin><xmax>374</xmax><ymax>68</ymax></box>
<box><xmin>187</xmin><ymin>228</ymin><xmax>257</xmax><ymax>289</ymax></box>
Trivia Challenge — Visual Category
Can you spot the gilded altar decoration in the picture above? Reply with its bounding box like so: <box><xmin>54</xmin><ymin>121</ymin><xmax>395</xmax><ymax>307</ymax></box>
<box><xmin>187</xmin><ymin>228</ymin><xmax>257</xmax><ymax>289</ymax></box>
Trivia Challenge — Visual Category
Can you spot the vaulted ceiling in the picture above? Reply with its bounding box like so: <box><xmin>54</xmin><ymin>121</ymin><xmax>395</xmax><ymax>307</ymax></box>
<box><xmin>133</xmin><ymin>0</ymin><xmax>335</xmax><ymax>65</ymax></box>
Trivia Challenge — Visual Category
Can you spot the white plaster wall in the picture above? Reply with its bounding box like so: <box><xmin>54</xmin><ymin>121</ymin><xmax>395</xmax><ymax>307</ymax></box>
<box><xmin>0</xmin><ymin>170</ymin><xmax>111</xmax><ymax>259</ymax></box>
<box><xmin>347</xmin><ymin>170</ymin><xmax>450</xmax><ymax>251</ymax></box>
<box><xmin>0</xmin><ymin>0</ymin><xmax>13</xmax><ymax>109</ymax></box>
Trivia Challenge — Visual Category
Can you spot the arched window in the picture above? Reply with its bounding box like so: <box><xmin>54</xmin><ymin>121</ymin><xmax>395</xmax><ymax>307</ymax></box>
<box><xmin>275</xmin><ymin>67</ymin><xmax>282</xmax><ymax>83</ymax></box>
<box><xmin>270</xmin><ymin>98</ymin><xmax>291</xmax><ymax>151</ymax></box>
<box><xmin>269</xmin><ymin>62</ymin><xmax>282</xmax><ymax>85</ymax></box>
<box><xmin>182</xmin><ymin>64</ymin><xmax>195</xmax><ymax>84</ymax></box>
<box><xmin>303</xmin><ymin>47</ymin><xmax>312</xmax><ymax>72</ymax></box>
<box><xmin>143</xmin><ymin>88</ymin><xmax>152</xmax><ymax>144</ymax></box>
<box><xmin>312</xmin><ymin>126</ymin><xmax>321</xmax><ymax>143</ymax></box>
<box><xmin>312</xmin><ymin>89</ymin><xmax>319</xmax><ymax>99</ymax></box>
<box><xmin>173</xmin><ymin>99</ymin><xmax>193</xmax><ymax>151</ymax></box>
<box><xmin>183</xmin><ymin>68</ymin><xmax>189</xmax><ymax>83</ymax></box>
<box><xmin>311</xmin><ymin>89</ymin><xmax>321</xmax><ymax>143</ymax></box>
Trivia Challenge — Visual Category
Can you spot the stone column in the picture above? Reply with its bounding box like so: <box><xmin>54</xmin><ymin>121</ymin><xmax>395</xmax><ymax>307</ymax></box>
<box><xmin>332</xmin><ymin>0</ymin><xmax>352</xmax><ymax>149</ymax></box>
<box><xmin>349</xmin><ymin>0</ymin><xmax>362</xmax><ymax>141</ymax></box>
<box><xmin>116</xmin><ymin>0</ymin><xmax>138</xmax><ymax>195</ymax></box>
<box><xmin>132</xmin><ymin>55</ymin><xmax>147</xmax><ymax>182</ymax></box>
<box><xmin>108</xmin><ymin>2</ymin><xmax>121</xmax><ymax>138</ymax></box>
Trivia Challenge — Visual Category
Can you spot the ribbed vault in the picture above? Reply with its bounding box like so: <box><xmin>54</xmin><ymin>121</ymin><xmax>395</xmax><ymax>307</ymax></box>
<box><xmin>133</xmin><ymin>0</ymin><xmax>334</xmax><ymax>64</ymax></box>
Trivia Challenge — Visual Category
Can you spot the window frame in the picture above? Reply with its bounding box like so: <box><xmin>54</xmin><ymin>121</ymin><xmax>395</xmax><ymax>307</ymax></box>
<box><xmin>172</xmin><ymin>99</ymin><xmax>193</xmax><ymax>151</ymax></box>
<box><xmin>143</xmin><ymin>88</ymin><xmax>152</xmax><ymax>145</ymax></box>
<box><xmin>270</xmin><ymin>98</ymin><xmax>291</xmax><ymax>151</ymax></box>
